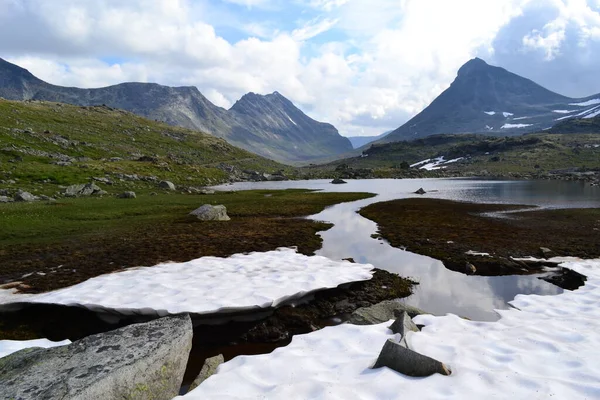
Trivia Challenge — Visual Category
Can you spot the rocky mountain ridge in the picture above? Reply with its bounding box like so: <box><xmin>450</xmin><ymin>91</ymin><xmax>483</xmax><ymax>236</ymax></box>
<box><xmin>0</xmin><ymin>58</ymin><xmax>352</xmax><ymax>162</ymax></box>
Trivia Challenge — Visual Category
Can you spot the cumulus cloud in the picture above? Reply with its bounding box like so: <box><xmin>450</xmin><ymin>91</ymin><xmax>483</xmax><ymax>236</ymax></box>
<box><xmin>1</xmin><ymin>0</ymin><xmax>600</xmax><ymax>137</ymax></box>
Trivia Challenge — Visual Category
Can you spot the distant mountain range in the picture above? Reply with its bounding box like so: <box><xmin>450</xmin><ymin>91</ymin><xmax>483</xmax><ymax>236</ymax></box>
<box><xmin>347</xmin><ymin>131</ymin><xmax>392</xmax><ymax>149</ymax></box>
<box><xmin>379</xmin><ymin>58</ymin><xmax>600</xmax><ymax>144</ymax></box>
<box><xmin>0</xmin><ymin>58</ymin><xmax>352</xmax><ymax>162</ymax></box>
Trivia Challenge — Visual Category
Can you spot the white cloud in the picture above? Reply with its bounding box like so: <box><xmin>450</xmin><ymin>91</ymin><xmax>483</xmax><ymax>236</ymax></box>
<box><xmin>1</xmin><ymin>0</ymin><xmax>600</xmax><ymax>138</ymax></box>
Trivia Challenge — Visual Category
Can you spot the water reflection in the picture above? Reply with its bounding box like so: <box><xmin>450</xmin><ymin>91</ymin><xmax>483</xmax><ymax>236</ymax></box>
<box><xmin>214</xmin><ymin>179</ymin><xmax>599</xmax><ymax>321</ymax></box>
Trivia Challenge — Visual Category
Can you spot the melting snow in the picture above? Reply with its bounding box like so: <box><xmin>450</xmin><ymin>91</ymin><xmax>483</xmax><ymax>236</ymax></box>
<box><xmin>552</xmin><ymin>110</ymin><xmax>576</xmax><ymax>114</ymax></box>
<box><xmin>569</xmin><ymin>98</ymin><xmax>600</xmax><ymax>107</ymax></box>
<box><xmin>412</xmin><ymin>157</ymin><xmax>464</xmax><ymax>171</ymax></box>
<box><xmin>501</xmin><ymin>123</ymin><xmax>533</xmax><ymax>129</ymax></box>
<box><xmin>0</xmin><ymin>248</ymin><xmax>374</xmax><ymax>316</ymax></box>
<box><xmin>286</xmin><ymin>114</ymin><xmax>297</xmax><ymax>126</ymax></box>
<box><xmin>502</xmin><ymin>112</ymin><xmax>514</xmax><ymax>118</ymax></box>
<box><xmin>181</xmin><ymin>258</ymin><xmax>600</xmax><ymax>400</ymax></box>
<box><xmin>485</xmin><ymin>125</ymin><xmax>493</xmax><ymax>130</ymax></box>
<box><xmin>512</xmin><ymin>116</ymin><xmax>530</xmax><ymax>121</ymax></box>
<box><xmin>483</xmin><ymin>111</ymin><xmax>496</xmax><ymax>115</ymax></box>
<box><xmin>584</xmin><ymin>109</ymin><xmax>600</xmax><ymax>119</ymax></box>
<box><xmin>0</xmin><ymin>338</ymin><xmax>71</xmax><ymax>359</ymax></box>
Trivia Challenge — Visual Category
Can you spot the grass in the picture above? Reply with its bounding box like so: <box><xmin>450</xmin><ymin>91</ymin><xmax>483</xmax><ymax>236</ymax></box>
<box><xmin>0</xmin><ymin>99</ymin><xmax>294</xmax><ymax>194</ymax></box>
<box><xmin>0</xmin><ymin>189</ymin><xmax>376</xmax><ymax>293</ymax></box>
<box><xmin>359</xmin><ymin>198</ymin><xmax>600</xmax><ymax>276</ymax></box>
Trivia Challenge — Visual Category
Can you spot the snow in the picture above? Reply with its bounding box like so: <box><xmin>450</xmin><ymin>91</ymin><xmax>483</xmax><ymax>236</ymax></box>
<box><xmin>485</xmin><ymin>125</ymin><xmax>493</xmax><ymax>130</ymax></box>
<box><xmin>483</xmin><ymin>111</ymin><xmax>496</xmax><ymax>115</ymax></box>
<box><xmin>0</xmin><ymin>248</ymin><xmax>374</xmax><ymax>316</ymax></box>
<box><xmin>181</xmin><ymin>259</ymin><xmax>600</xmax><ymax>400</ymax></box>
<box><xmin>502</xmin><ymin>112</ymin><xmax>514</xmax><ymax>118</ymax></box>
<box><xmin>415</xmin><ymin>157</ymin><xmax>464</xmax><ymax>171</ymax></box>
<box><xmin>553</xmin><ymin>110</ymin><xmax>576</xmax><ymax>114</ymax></box>
<box><xmin>285</xmin><ymin>114</ymin><xmax>297</xmax><ymax>126</ymax></box>
<box><xmin>501</xmin><ymin>123</ymin><xmax>533</xmax><ymax>129</ymax></box>
<box><xmin>555</xmin><ymin>105</ymin><xmax>600</xmax><ymax>121</ymax></box>
<box><xmin>0</xmin><ymin>338</ymin><xmax>71</xmax><ymax>359</ymax></box>
<box><xmin>465</xmin><ymin>250</ymin><xmax>491</xmax><ymax>256</ymax></box>
<box><xmin>569</xmin><ymin>98</ymin><xmax>600</xmax><ymax>107</ymax></box>
<box><xmin>512</xmin><ymin>116</ymin><xmax>530</xmax><ymax>121</ymax></box>
<box><xmin>584</xmin><ymin>109</ymin><xmax>600</xmax><ymax>119</ymax></box>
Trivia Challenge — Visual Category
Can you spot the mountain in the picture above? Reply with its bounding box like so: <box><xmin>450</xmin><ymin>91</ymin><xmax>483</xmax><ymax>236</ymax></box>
<box><xmin>347</xmin><ymin>130</ymin><xmax>392</xmax><ymax>149</ymax></box>
<box><xmin>381</xmin><ymin>58</ymin><xmax>600</xmax><ymax>143</ymax></box>
<box><xmin>0</xmin><ymin>58</ymin><xmax>352</xmax><ymax>162</ymax></box>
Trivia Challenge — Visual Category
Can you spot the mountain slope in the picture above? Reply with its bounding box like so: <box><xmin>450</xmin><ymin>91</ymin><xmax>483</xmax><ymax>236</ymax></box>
<box><xmin>0</xmin><ymin>58</ymin><xmax>351</xmax><ymax>162</ymax></box>
<box><xmin>347</xmin><ymin>130</ymin><xmax>392</xmax><ymax>149</ymax></box>
<box><xmin>381</xmin><ymin>58</ymin><xmax>600</xmax><ymax>143</ymax></box>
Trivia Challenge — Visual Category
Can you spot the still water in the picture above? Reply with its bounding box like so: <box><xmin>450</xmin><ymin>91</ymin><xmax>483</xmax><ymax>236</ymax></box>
<box><xmin>214</xmin><ymin>178</ymin><xmax>600</xmax><ymax>321</ymax></box>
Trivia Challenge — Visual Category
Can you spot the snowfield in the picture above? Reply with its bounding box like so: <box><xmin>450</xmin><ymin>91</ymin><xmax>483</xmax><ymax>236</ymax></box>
<box><xmin>182</xmin><ymin>259</ymin><xmax>600</xmax><ymax>399</ymax></box>
<box><xmin>0</xmin><ymin>248</ymin><xmax>374</xmax><ymax>316</ymax></box>
<box><xmin>501</xmin><ymin>123</ymin><xmax>533</xmax><ymax>129</ymax></box>
<box><xmin>0</xmin><ymin>338</ymin><xmax>71</xmax><ymax>359</ymax></box>
<box><xmin>569</xmin><ymin>98</ymin><xmax>600</xmax><ymax>107</ymax></box>
<box><xmin>411</xmin><ymin>156</ymin><xmax>464</xmax><ymax>170</ymax></box>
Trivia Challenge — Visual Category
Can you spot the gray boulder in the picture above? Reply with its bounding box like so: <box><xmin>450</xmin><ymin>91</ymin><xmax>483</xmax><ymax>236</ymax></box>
<box><xmin>14</xmin><ymin>191</ymin><xmax>37</xmax><ymax>202</ymax></box>
<box><xmin>0</xmin><ymin>195</ymin><xmax>13</xmax><ymax>203</ymax></box>
<box><xmin>372</xmin><ymin>339</ymin><xmax>451</xmax><ymax>377</ymax></box>
<box><xmin>0</xmin><ymin>314</ymin><xmax>193</xmax><ymax>400</ymax></box>
<box><xmin>389</xmin><ymin>311</ymin><xmax>419</xmax><ymax>347</ymax></box>
<box><xmin>189</xmin><ymin>204</ymin><xmax>230</xmax><ymax>221</ymax></box>
<box><xmin>348</xmin><ymin>300</ymin><xmax>426</xmax><ymax>325</ymax></box>
<box><xmin>159</xmin><ymin>180</ymin><xmax>176</xmax><ymax>190</ymax></box>
<box><xmin>64</xmin><ymin>183</ymin><xmax>103</xmax><ymax>197</ymax></box>
<box><xmin>331</xmin><ymin>178</ymin><xmax>347</xmax><ymax>184</ymax></box>
<box><xmin>187</xmin><ymin>354</ymin><xmax>224</xmax><ymax>392</ymax></box>
<box><xmin>118</xmin><ymin>191</ymin><xmax>137</xmax><ymax>199</ymax></box>
<box><xmin>414</xmin><ymin>188</ymin><xmax>426</xmax><ymax>195</ymax></box>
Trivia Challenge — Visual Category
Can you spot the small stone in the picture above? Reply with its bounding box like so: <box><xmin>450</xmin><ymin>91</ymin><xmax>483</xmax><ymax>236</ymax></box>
<box><xmin>14</xmin><ymin>191</ymin><xmax>37</xmax><ymax>202</ymax></box>
<box><xmin>372</xmin><ymin>338</ymin><xmax>451</xmax><ymax>377</ymax></box>
<box><xmin>0</xmin><ymin>195</ymin><xmax>13</xmax><ymax>203</ymax></box>
<box><xmin>331</xmin><ymin>178</ymin><xmax>347</xmax><ymax>184</ymax></box>
<box><xmin>159</xmin><ymin>181</ymin><xmax>176</xmax><ymax>190</ymax></box>
<box><xmin>189</xmin><ymin>204</ymin><xmax>230</xmax><ymax>221</ymax></box>
<box><xmin>414</xmin><ymin>188</ymin><xmax>426</xmax><ymax>195</ymax></box>
<box><xmin>465</xmin><ymin>262</ymin><xmax>477</xmax><ymax>274</ymax></box>
<box><xmin>389</xmin><ymin>311</ymin><xmax>419</xmax><ymax>346</ymax></box>
<box><xmin>540</xmin><ymin>247</ymin><xmax>553</xmax><ymax>257</ymax></box>
<box><xmin>118</xmin><ymin>191</ymin><xmax>136</xmax><ymax>199</ymax></box>
<box><xmin>187</xmin><ymin>354</ymin><xmax>224</xmax><ymax>392</ymax></box>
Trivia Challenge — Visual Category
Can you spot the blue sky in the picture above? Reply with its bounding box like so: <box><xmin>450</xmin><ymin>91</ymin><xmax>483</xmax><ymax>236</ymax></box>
<box><xmin>1</xmin><ymin>0</ymin><xmax>600</xmax><ymax>137</ymax></box>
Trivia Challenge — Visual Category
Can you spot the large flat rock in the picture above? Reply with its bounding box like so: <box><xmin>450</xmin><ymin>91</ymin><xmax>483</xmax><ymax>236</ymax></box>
<box><xmin>0</xmin><ymin>314</ymin><xmax>193</xmax><ymax>400</ymax></box>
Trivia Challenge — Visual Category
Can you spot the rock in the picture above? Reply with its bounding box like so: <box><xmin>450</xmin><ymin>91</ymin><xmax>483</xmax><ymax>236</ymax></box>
<box><xmin>465</xmin><ymin>262</ymin><xmax>477</xmax><ymax>274</ymax></box>
<box><xmin>540</xmin><ymin>247</ymin><xmax>553</xmax><ymax>257</ymax></box>
<box><xmin>159</xmin><ymin>180</ymin><xmax>176</xmax><ymax>190</ymax></box>
<box><xmin>414</xmin><ymin>188</ymin><xmax>426</xmax><ymax>195</ymax></box>
<box><xmin>14</xmin><ymin>191</ymin><xmax>37</xmax><ymax>202</ymax></box>
<box><xmin>187</xmin><ymin>354</ymin><xmax>224</xmax><ymax>392</ymax></box>
<box><xmin>372</xmin><ymin>338</ymin><xmax>451</xmax><ymax>377</ymax></box>
<box><xmin>200</xmin><ymin>189</ymin><xmax>215</xmax><ymax>195</ymax></box>
<box><xmin>64</xmin><ymin>183</ymin><xmax>103</xmax><ymax>197</ymax></box>
<box><xmin>388</xmin><ymin>311</ymin><xmax>419</xmax><ymax>345</ymax></box>
<box><xmin>331</xmin><ymin>178</ymin><xmax>347</xmax><ymax>184</ymax></box>
<box><xmin>118</xmin><ymin>191</ymin><xmax>137</xmax><ymax>199</ymax></box>
<box><xmin>0</xmin><ymin>314</ymin><xmax>193</xmax><ymax>400</ymax></box>
<box><xmin>93</xmin><ymin>177</ymin><xmax>113</xmax><ymax>185</ymax></box>
<box><xmin>348</xmin><ymin>300</ymin><xmax>426</xmax><ymax>325</ymax></box>
<box><xmin>38</xmin><ymin>195</ymin><xmax>56</xmax><ymax>202</ymax></box>
<box><xmin>189</xmin><ymin>204</ymin><xmax>230</xmax><ymax>221</ymax></box>
<box><xmin>0</xmin><ymin>196</ymin><xmax>13</xmax><ymax>203</ymax></box>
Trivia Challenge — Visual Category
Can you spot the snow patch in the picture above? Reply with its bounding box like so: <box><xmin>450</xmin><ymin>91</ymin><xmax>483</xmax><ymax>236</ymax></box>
<box><xmin>485</xmin><ymin>125</ymin><xmax>493</xmax><ymax>130</ymax></box>
<box><xmin>512</xmin><ymin>116</ymin><xmax>530</xmax><ymax>121</ymax></box>
<box><xmin>552</xmin><ymin>110</ymin><xmax>576</xmax><ymax>114</ymax></box>
<box><xmin>500</xmin><ymin>123</ymin><xmax>533</xmax><ymax>129</ymax></box>
<box><xmin>0</xmin><ymin>338</ymin><xmax>71</xmax><ymax>359</ymax></box>
<box><xmin>286</xmin><ymin>114</ymin><xmax>297</xmax><ymax>126</ymax></box>
<box><xmin>181</xmin><ymin>259</ymin><xmax>600</xmax><ymax>399</ymax></box>
<box><xmin>465</xmin><ymin>250</ymin><xmax>491</xmax><ymax>257</ymax></box>
<box><xmin>0</xmin><ymin>248</ymin><xmax>374</xmax><ymax>316</ymax></box>
<box><xmin>413</xmin><ymin>157</ymin><xmax>464</xmax><ymax>171</ymax></box>
<box><xmin>502</xmin><ymin>112</ymin><xmax>514</xmax><ymax>118</ymax></box>
<box><xmin>569</xmin><ymin>98</ymin><xmax>600</xmax><ymax>107</ymax></box>
<box><xmin>584</xmin><ymin>109</ymin><xmax>600</xmax><ymax>119</ymax></box>
<box><xmin>483</xmin><ymin>111</ymin><xmax>496</xmax><ymax>115</ymax></box>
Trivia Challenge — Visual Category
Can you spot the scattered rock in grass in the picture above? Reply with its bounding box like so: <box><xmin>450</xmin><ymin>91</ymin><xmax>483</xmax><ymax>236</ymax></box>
<box><xmin>331</xmin><ymin>178</ymin><xmax>347</xmax><ymax>184</ymax></box>
<box><xmin>118</xmin><ymin>191</ymin><xmax>136</xmax><ymax>199</ymax></box>
<box><xmin>0</xmin><ymin>314</ymin><xmax>193</xmax><ymax>400</ymax></box>
<box><xmin>159</xmin><ymin>181</ymin><xmax>176</xmax><ymax>190</ymax></box>
<box><xmin>187</xmin><ymin>354</ymin><xmax>224</xmax><ymax>392</ymax></box>
<box><xmin>93</xmin><ymin>177</ymin><xmax>113</xmax><ymax>185</ymax></box>
<box><xmin>414</xmin><ymin>188</ymin><xmax>426</xmax><ymax>195</ymax></box>
<box><xmin>38</xmin><ymin>195</ymin><xmax>56</xmax><ymax>202</ymax></box>
<box><xmin>189</xmin><ymin>204</ymin><xmax>230</xmax><ymax>221</ymax></box>
<box><xmin>372</xmin><ymin>338</ymin><xmax>451</xmax><ymax>377</ymax></box>
<box><xmin>200</xmin><ymin>189</ymin><xmax>215</xmax><ymax>195</ymax></box>
<box><xmin>348</xmin><ymin>300</ymin><xmax>426</xmax><ymax>325</ymax></box>
<box><xmin>14</xmin><ymin>191</ymin><xmax>37</xmax><ymax>202</ymax></box>
<box><xmin>64</xmin><ymin>183</ymin><xmax>104</xmax><ymax>197</ymax></box>
<box><xmin>0</xmin><ymin>196</ymin><xmax>13</xmax><ymax>203</ymax></box>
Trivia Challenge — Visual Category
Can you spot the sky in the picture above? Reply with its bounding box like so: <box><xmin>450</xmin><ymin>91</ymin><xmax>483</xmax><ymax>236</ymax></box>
<box><xmin>1</xmin><ymin>0</ymin><xmax>600</xmax><ymax>137</ymax></box>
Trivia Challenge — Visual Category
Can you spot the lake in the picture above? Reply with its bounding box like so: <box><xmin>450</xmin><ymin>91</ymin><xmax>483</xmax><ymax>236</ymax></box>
<box><xmin>214</xmin><ymin>178</ymin><xmax>600</xmax><ymax>321</ymax></box>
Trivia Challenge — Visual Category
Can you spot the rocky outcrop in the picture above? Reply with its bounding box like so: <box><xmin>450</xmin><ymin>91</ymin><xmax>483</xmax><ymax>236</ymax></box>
<box><xmin>189</xmin><ymin>204</ymin><xmax>230</xmax><ymax>221</ymax></box>
<box><xmin>64</xmin><ymin>183</ymin><xmax>106</xmax><ymax>197</ymax></box>
<box><xmin>414</xmin><ymin>188</ymin><xmax>426</xmax><ymax>195</ymax></box>
<box><xmin>372</xmin><ymin>338</ymin><xmax>451</xmax><ymax>377</ymax></box>
<box><xmin>13</xmin><ymin>191</ymin><xmax>37</xmax><ymax>202</ymax></box>
<box><xmin>0</xmin><ymin>314</ymin><xmax>193</xmax><ymax>400</ymax></box>
<box><xmin>348</xmin><ymin>300</ymin><xmax>426</xmax><ymax>325</ymax></box>
<box><xmin>187</xmin><ymin>354</ymin><xmax>224</xmax><ymax>392</ymax></box>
